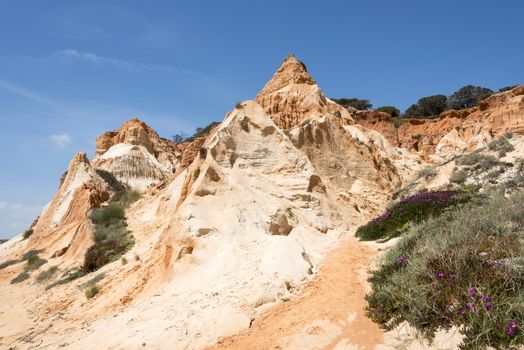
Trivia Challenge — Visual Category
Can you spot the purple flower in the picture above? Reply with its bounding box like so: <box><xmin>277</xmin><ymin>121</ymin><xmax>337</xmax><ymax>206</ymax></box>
<box><xmin>506</xmin><ymin>328</ymin><xmax>516</xmax><ymax>336</ymax></box>
<box><xmin>396</xmin><ymin>256</ymin><xmax>409</xmax><ymax>265</ymax></box>
<box><xmin>426</xmin><ymin>274</ymin><xmax>435</xmax><ymax>281</ymax></box>
<box><xmin>449</xmin><ymin>274</ymin><xmax>457</xmax><ymax>280</ymax></box>
<box><xmin>458</xmin><ymin>309</ymin><xmax>466</xmax><ymax>315</ymax></box>
<box><xmin>481</xmin><ymin>295</ymin><xmax>490</xmax><ymax>302</ymax></box>
<box><xmin>509</xmin><ymin>321</ymin><xmax>518</xmax><ymax>329</ymax></box>
<box><xmin>484</xmin><ymin>303</ymin><xmax>493</xmax><ymax>310</ymax></box>
<box><xmin>437</xmin><ymin>272</ymin><xmax>446</xmax><ymax>278</ymax></box>
<box><xmin>467</xmin><ymin>287</ymin><xmax>478</xmax><ymax>297</ymax></box>
<box><xmin>466</xmin><ymin>302</ymin><xmax>475</xmax><ymax>309</ymax></box>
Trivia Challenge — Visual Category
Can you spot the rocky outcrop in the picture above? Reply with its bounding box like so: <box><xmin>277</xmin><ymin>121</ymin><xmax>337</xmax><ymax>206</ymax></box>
<box><xmin>28</xmin><ymin>153</ymin><xmax>111</xmax><ymax>260</ymax></box>
<box><xmin>256</xmin><ymin>54</ymin><xmax>353</xmax><ymax>130</ymax></box>
<box><xmin>93</xmin><ymin>119</ymin><xmax>178</xmax><ymax>190</ymax></box>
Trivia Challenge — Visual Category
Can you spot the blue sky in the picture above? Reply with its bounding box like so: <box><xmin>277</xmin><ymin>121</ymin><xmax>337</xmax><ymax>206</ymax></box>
<box><xmin>0</xmin><ymin>0</ymin><xmax>523</xmax><ymax>238</ymax></box>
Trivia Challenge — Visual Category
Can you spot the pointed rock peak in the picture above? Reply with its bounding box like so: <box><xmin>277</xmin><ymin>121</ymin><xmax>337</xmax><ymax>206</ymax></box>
<box><xmin>70</xmin><ymin>152</ymin><xmax>90</xmax><ymax>168</ymax></box>
<box><xmin>257</xmin><ymin>54</ymin><xmax>316</xmax><ymax>97</ymax></box>
<box><xmin>95</xmin><ymin>118</ymin><xmax>163</xmax><ymax>157</ymax></box>
<box><xmin>255</xmin><ymin>55</ymin><xmax>350</xmax><ymax>130</ymax></box>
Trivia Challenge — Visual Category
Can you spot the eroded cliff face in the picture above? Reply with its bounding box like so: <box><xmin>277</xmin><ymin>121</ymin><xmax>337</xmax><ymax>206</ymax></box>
<box><xmin>353</xmin><ymin>85</ymin><xmax>524</xmax><ymax>159</ymax></box>
<box><xmin>25</xmin><ymin>153</ymin><xmax>111</xmax><ymax>261</ymax></box>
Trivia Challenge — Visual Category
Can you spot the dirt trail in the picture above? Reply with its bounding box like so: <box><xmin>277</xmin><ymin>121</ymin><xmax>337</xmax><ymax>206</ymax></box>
<box><xmin>207</xmin><ymin>235</ymin><xmax>384</xmax><ymax>350</ymax></box>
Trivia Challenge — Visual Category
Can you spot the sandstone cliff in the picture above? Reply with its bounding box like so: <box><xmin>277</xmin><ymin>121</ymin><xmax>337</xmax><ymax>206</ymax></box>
<box><xmin>353</xmin><ymin>85</ymin><xmax>524</xmax><ymax>159</ymax></box>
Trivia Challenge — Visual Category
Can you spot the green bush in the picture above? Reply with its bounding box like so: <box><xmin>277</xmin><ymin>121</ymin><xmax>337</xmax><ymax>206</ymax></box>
<box><xmin>450</xmin><ymin>169</ymin><xmax>467</xmax><ymax>184</ymax></box>
<box><xmin>46</xmin><ymin>268</ymin><xmax>85</xmax><ymax>290</ymax></box>
<box><xmin>376</xmin><ymin>106</ymin><xmax>400</xmax><ymax>117</ymax></box>
<box><xmin>355</xmin><ymin>190</ymin><xmax>471</xmax><ymax>241</ymax></box>
<box><xmin>366</xmin><ymin>191</ymin><xmax>524</xmax><ymax>349</ymax></box>
<box><xmin>25</xmin><ymin>254</ymin><xmax>47</xmax><ymax>271</ymax></box>
<box><xmin>11</xmin><ymin>272</ymin><xmax>30</xmax><ymax>284</ymax></box>
<box><xmin>96</xmin><ymin>169</ymin><xmax>125</xmax><ymax>191</ymax></box>
<box><xmin>36</xmin><ymin>266</ymin><xmax>59</xmax><ymax>283</ymax></box>
<box><xmin>488</xmin><ymin>135</ymin><xmax>515</xmax><ymax>158</ymax></box>
<box><xmin>22</xmin><ymin>249</ymin><xmax>44</xmax><ymax>261</ymax></box>
<box><xmin>458</xmin><ymin>153</ymin><xmax>502</xmax><ymax>170</ymax></box>
<box><xmin>84</xmin><ymin>203</ymin><xmax>134</xmax><ymax>273</ymax></box>
<box><xmin>90</xmin><ymin>203</ymin><xmax>125</xmax><ymax>227</ymax></box>
<box><xmin>85</xmin><ymin>285</ymin><xmax>100</xmax><ymax>299</ymax></box>
<box><xmin>22</xmin><ymin>228</ymin><xmax>33</xmax><ymax>240</ymax></box>
<box><xmin>416</xmin><ymin>167</ymin><xmax>437</xmax><ymax>180</ymax></box>
<box><xmin>80</xmin><ymin>272</ymin><xmax>106</xmax><ymax>289</ymax></box>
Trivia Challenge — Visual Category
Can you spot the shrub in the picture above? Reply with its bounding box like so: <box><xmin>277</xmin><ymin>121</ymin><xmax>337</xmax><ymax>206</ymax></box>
<box><xmin>458</xmin><ymin>153</ymin><xmax>501</xmax><ymax>170</ymax></box>
<box><xmin>36</xmin><ymin>266</ymin><xmax>59</xmax><ymax>283</ymax></box>
<box><xmin>366</xmin><ymin>191</ymin><xmax>524</xmax><ymax>349</ymax></box>
<box><xmin>112</xmin><ymin>189</ymin><xmax>141</xmax><ymax>208</ymax></box>
<box><xmin>416</xmin><ymin>167</ymin><xmax>437</xmax><ymax>180</ymax></box>
<box><xmin>96</xmin><ymin>169</ymin><xmax>125</xmax><ymax>191</ymax></box>
<box><xmin>90</xmin><ymin>203</ymin><xmax>125</xmax><ymax>227</ymax></box>
<box><xmin>199</xmin><ymin>147</ymin><xmax>207</xmax><ymax>159</ymax></box>
<box><xmin>11</xmin><ymin>272</ymin><xmax>30</xmax><ymax>284</ymax></box>
<box><xmin>355</xmin><ymin>190</ymin><xmax>471</xmax><ymax>241</ymax></box>
<box><xmin>46</xmin><ymin>268</ymin><xmax>85</xmax><ymax>290</ymax></box>
<box><xmin>332</xmin><ymin>98</ymin><xmax>372</xmax><ymax>110</ymax></box>
<box><xmin>22</xmin><ymin>228</ymin><xmax>33</xmax><ymax>240</ymax></box>
<box><xmin>80</xmin><ymin>272</ymin><xmax>106</xmax><ymax>289</ymax></box>
<box><xmin>376</xmin><ymin>106</ymin><xmax>400</xmax><ymax>117</ymax></box>
<box><xmin>240</xmin><ymin>117</ymin><xmax>250</xmax><ymax>132</ymax></box>
<box><xmin>83</xmin><ymin>225</ymin><xmax>134</xmax><ymax>273</ymax></box>
<box><xmin>183</xmin><ymin>122</ymin><xmax>220</xmax><ymax>142</ymax></box>
<box><xmin>25</xmin><ymin>254</ymin><xmax>47</xmax><ymax>271</ymax></box>
<box><xmin>85</xmin><ymin>285</ymin><xmax>100</xmax><ymax>299</ymax></box>
<box><xmin>499</xmin><ymin>85</ymin><xmax>517</xmax><ymax>93</ymax></box>
<box><xmin>450</xmin><ymin>169</ymin><xmax>467</xmax><ymax>184</ymax></box>
<box><xmin>22</xmin><ymin>249</ymin><xmax>44</xmax><ymax>261</ymax></box>
<box><xmin>488</xmin><ymin>135</ymin><xmax>514</xmax><ymax>158</ymax></box>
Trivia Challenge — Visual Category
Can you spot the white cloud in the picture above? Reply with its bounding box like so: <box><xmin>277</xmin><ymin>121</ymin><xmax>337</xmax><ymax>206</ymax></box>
<box><xmin>53</xmin><ymin>49</ymin><xmax>206</xmax><ymax>77</ymax></box>
<box><xmin>50</xmin><ymin>133</ymin><xmax>72</xmax><ymax>148</ymax></box>
<box><xmin>0</xmin><ymin>202</ymin><xmax>7</xmax><ymax>209</ymax></box>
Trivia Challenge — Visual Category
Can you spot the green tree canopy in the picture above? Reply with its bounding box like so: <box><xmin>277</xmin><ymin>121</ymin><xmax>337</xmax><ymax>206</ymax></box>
<box><xmin>332</xmin><ymin>98</ymin><xmax>372</xmax><ymax>110</ymax></box>
<box><xmin>448</xmin><ymin>85</ymin><xmax>493</xmax><ymax>110</ymax></box>
<box><xmin>375</xmin><ymin>106</ymin><xmax>400</xmax><ymax>117</ymax></box>
<box><xmin>404</xmin><ymin>94</ymin><xmax>448</xmax><ymax>117</ymax></box>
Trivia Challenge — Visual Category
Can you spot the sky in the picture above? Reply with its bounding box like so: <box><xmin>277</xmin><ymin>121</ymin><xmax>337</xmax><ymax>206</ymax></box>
<box><xmin>0</xmin><ymin>0</ymin><xmax>523</xmax><ymax>238</ymax></box>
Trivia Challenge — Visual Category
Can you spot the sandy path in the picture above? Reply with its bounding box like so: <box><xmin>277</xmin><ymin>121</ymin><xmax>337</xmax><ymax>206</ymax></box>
<box><xmin>207</xmin><ymin>235</ymin><xmax>384</xmax><ymax>350</ymax></box>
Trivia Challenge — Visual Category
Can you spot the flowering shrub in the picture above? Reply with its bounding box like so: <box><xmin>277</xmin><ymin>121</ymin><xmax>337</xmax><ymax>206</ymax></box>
<box><xmin>356</xmin><ymin>190</ymin><xmax>471</xmax><ymax>241</ymax></box>
<box><xmin>366</xmin><ymin>191</ymin><xmax>524</xmax><ymax>349</ymax></box>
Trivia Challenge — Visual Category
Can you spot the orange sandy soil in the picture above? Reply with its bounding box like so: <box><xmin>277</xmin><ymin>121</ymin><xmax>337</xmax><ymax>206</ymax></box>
<box><xmin>207</xmin><ymin>236</ymin><xmax>384</xmax><ymax>350</ymax></box>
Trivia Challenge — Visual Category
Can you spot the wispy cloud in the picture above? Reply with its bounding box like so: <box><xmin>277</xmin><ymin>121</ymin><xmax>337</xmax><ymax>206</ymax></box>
<box><xmin>50</xmin><ymin>133</ymin><xmax>72</xmax><ymax>148</ymax></box>
<box><xmin>0</xmin><ymin>201</ymin><xmax>43</xmax><ymax>239</ymax></box>
<box><xmin>0</xmin><ymin>78</ymin><xmax>68</xmax><ymax>113</ymax></box>
<box><xmin>53</xmin><ymin>49</ymin><xmax>205</xmax><ymax>77</ymax></box>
